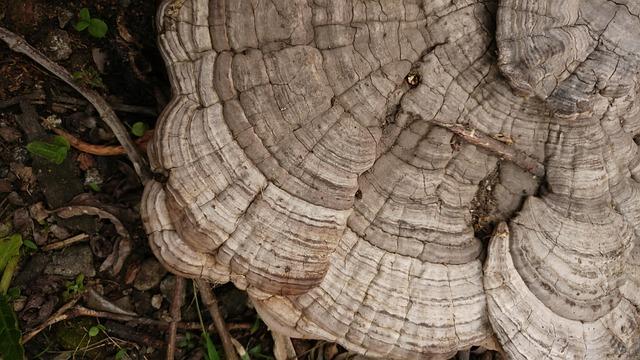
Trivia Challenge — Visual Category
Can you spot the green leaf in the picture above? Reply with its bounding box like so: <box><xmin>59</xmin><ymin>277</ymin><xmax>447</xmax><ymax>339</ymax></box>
<box><xmin>26</xmin><ymin>136</ymin><xmax>70</xmax><ymax>165</ymax></box>
<box><xmin>88</xmin><ymin>18</ymin><xmax>108</xmax><ymax>38</ymax></box>
<box><xmin>52</xmin><ymin>135</ymin><xmax>71</xmax><ymax>150</ymax></box>
<box><xmin>89</xmin><ymin>326</ymin><xmax>100</xmax><ymax>337</ymax></box>
<box><xmin>74</xmin><ymin>20</ymin><xmax>90</xmax><ymax>32</ymax></box>
<box><xmin>202</xmin><ymin>331</ymin><xmax>220</xmax><ymax>360</ymax></box>
<box><xmin>0</xmin><ymin>256</ymin><xmax>19</xmax><ymax>295</ymax></box>
<box><xmin>115</xmin><ymin>348</ymin><xmax>128</xmax><ymax>360</ymax></box>
<box><xmin>250</xmin><ymin>317</ymin><xmax>260</xmax><ymax>334</ymax></box>
<box><xmin>6</xmin><ymin>288</ymin><xmax>20</xmax><ymax>301</ymax></box>
<box><xmin>79</xmin><ymin>8</ymin><xmax>91</xmax><ymax>21</ymax></box>
<box><xmin>130</xmin><ymin>122</ymin><xmax>148</xmax><ymax>137</ymax></box>
<box><xmin>0</xmin><ymin>295</ymin><xmax>24</xmax><ymax>360</ymax></box>
<box><xmin>22</xmin><ymin>240</ymin><xmax>37</xmax><ymax>251</ymax></box>
<box><xmin>87</xmin><ymin>182</ymin><xmax>101</xmax><ymax>192</ymax></box>
<box><xmin>0</xmin><ymin>235</ymin><xmax>22</xmax><ymax>272</ymax></box>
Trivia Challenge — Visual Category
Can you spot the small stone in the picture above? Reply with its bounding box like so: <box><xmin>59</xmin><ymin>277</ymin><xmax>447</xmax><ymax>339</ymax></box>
<box><xmin>0</xmin><ymin>179</ymin><xmax>12</xmax><ymax>193</ymax></box>
<box><xmin>92</xmin><ymin>48</ymin><xmax>108</xmax><ymax>73</ymax></box>
<box><xmin>29</xmin><ymin>202</ymin><xmax>49</xmax><ymax>224</ymax></box>
<box><xmin>151</xmin><ymin>294</ymin><xmax>163</xmax><ymax>309</ymax></box>
<box><xmin>13</xmin><ymin>208</ymin><xmax>33</xmax><ymax>233</ymax></box>
<box><xmin>57</xmin><ymin>8</ymin><xmax>73</xmax><ymax>28</ymax></box>
<box><xmin>160</xmin><ymin>275</ymin><xmax>186</xmax><ymax>305</ymax></box>
<box><xmin>42</xmin><ymin>29</ymin><xmax>73</xmax><ymax>62</ymax></box>
<box><xmin>84</xmin><ymin>168</ymin><xmax>103</xmax><ymax>188</ymax></box>
<box><xmin>42</xmin><ymin>115</ymin><xmax>62</xmax><ymax>130</ymax></box>
<box><xmin>10</xmin><ymin>163</ymin><xmax>35</xmax><ymax>191</ymax></box>
<box><xmin>113</xmin><ymin>295</ymin><xmax>136</xmax><ymax>313</ymax></box>
<box><xmin>49</xmin><ymin>224</ymin><xmax>71</xmax><ymax>240</ymax></box>
<box><xmin>133</xmin><ymin>259</ymin><xmax>167</xmax><ymax>291</ymax></box>
<box><xmin>0</xmin><ymin>126</ymin><xmax>21</xmax><ymax>143</ymax></box>
<box><xmin>12</xmin><ymin>296</ymin><xmax>27</xmax><ymax>312</ymax></box>
<box><xmin>44</xmin><ymin>244</ymin><xmax>95</xmax><ymax>277</ymax></box>
<box><xmin>7</xmin><ymin>192</ymin><xmax>25</xmax><ymax>206</ymax></box>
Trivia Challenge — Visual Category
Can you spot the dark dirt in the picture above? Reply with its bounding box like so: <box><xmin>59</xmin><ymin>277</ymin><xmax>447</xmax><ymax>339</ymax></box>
<box><xmin>0</xmin><ymin>1</ymin><xmax>499</xmax><ymax>360</ymax></box>
<box><xmin>0</xmin><ymin>1</ymin><xmax>278</xmax><ymax>359</ymax></box>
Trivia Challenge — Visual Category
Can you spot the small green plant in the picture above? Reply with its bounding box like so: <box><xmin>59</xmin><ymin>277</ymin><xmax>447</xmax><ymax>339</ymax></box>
<box><xmin>114</xmin><ymin>348</ymin><xmax>129</xmax><ymax>360</ymax></box>
<box><xmin>247</xmin><ymin>344</ymin><xmax>275</xmax><ymax>360</ymax></box>
<box><xmin>26</xmin><ymin>135</ymin><xmax>70</xmax><ymax>165</ymax></box>
<box><xmin>87</xmin><ymin>182</ymin><xmax>102</xmax><ymax>192</ymax></box>
<box><xmin>62</xmin><ymin>273</ymin><xmax>86</xmax><ymax>301</ymax></box>
<box><xmin>0</xmin><ymin>234</ymin><xmax>26</xmax><ymax>360</ymax></box>
<box><xmin>88</xmin><ymin>324</ymin><xmax>106</xmax><ymax>337</ymax></box>
<box><xmin>194</xmin><ymin>282</ymin><xmax>221</xmax><ymax>360</ymax></box>
<box><xmin>74</xmin><ymin>8</ymin><xmax>108</xmax><ymax>38</ymax></box>
<box><xmin>130</xmin><ymin>122</ymin><xmax>149</xmax><ymax>137</ymax></box>
<box><xmin>178</xmin><ymin>331</ymin><xmax>197</xmax><ymax>350</ymax></box>
<box><xmin>72</xmin><ymin>67</ymin><xmax>106</xmax><ymax>89</ymax></box>
<box><xmin>250</xmin><ymin>317</ymin><xmax>261</xmax><ymax>334</ymax></box>
<box><xmin>22</xmin><ymin>239</ymin><xmax>37</xmax><ymax>252</ymax></box>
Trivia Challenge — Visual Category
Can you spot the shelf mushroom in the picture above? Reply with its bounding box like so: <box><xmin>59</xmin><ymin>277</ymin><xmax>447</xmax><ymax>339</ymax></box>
<box><xmin>142</xmin><ymin>0</ymin><xmax>640</xmax><ymax>358</ymax></box>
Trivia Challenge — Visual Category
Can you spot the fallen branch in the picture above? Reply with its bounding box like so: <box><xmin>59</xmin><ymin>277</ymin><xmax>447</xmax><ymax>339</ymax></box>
<box><xmin>438</xmin><ymin>123</ymin><xmax>545</xmax><ymax>178</ymax></box>
<box><xmin>166</xmin><ymin>276</ymin><xmax>185</xmax><ymax>360</ymax></box>
<box><xmin>22</xmin><ymin>297</ymin><xmax>80</xmax><ymax>343</ymax></box>
<box><xmin>0</xmin><ymin>26</ymin><xmax>152</xmax><ymax>183</ymax></box>
<box><xmin>22</xmin><ymin>303</ymin><xmax>213</xmax><ymax>343</ymax></box>
<box><xmin>104</xmin><ymin>321</ymin><xmax>166</xmax><ymax>350</ymax></box>
<box><xmin>0</xmin><ymin>90</ymin><xmax>157</xmax><ymax>116</ymax></box>
<box><xmin>53</xmin><ymin>128</ymin><xmax>152</xmax><ymax>156</ymax></box>
<box><xmin>52</xmin><ymin>205</ymin><xmax>132</xmax><ymax>275</ymax></box>
<box><xmin>41</xmin><ymin>233</ymin><xmax>89</xmax><ymax>251</ymax></box>
<box><xmin>195</xmin><ymin>279</ymin><xmax>240</xmax><ymax>360</ymax></box>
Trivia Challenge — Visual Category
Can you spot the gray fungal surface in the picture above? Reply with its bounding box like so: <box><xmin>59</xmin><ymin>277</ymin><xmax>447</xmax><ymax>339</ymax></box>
<box><xmin>142</xmin><ymin>0</ymin><xmax>640</xmax><ymax>358</ymax></box>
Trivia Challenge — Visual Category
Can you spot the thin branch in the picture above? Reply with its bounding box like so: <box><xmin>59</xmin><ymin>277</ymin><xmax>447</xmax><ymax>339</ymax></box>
<box><xmin>21</xmin><ymin>304</ymin><xmax>213</xmax><ymax>344</ymax></box>
<box><xmin>195</xmin><ymin>279</ymin><xmax>239</xmax><ymax>360</ymax></box>
<box><xmin>52</xmin><ymin>128</ymin><xmax>152</xmax><ymax>156</ymax></box>
<box><xmin>166</xmin><ymin>276</ymin><xmax>185</xmax><ymax>360</ymax></box>
<box><xmin>41</xmin><ymin>233</ymin><xmax>90</xmax><ymax>251</ymax></box>
<box><xmin>22</xmin><ymin>297</ymin><xmax>80</xmax><ymax>343</ymax></box>
<box><xmin>0</xmin><ymin>90</ymin><xmax>157</xmax><ymax>116</ymax></box>
<box><xmin>0</xmin><ymin>26</ymin><xmax>152</xmax><ymax>183</ymax></box>
<box><xmin>438</xmin><ymin>123</ymin><xmax>545</xmax><ymax>178</ymax></box>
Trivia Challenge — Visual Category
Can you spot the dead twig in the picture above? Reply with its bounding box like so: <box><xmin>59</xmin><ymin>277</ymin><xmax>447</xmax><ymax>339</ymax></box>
<box><xmin>0</xmin><ymin>90</ymin><xmax>157</xmax><ymax>116</ymax></box>
<box><xmin>22</xmin><ymin>304</ymin><xmax>209</xmax><ymax>343</ymax></box>
<box><xmin>21</xmin><ymin>296</ymin><xmax>250</xmax><ymax>345</ymax></box>
<box><xmin>0</xmin><ymin>26</ymin><xmax>152</xmax><ymax>183</ymax></box>
<box><xmin>41</xmin><ymin>233</ymin><xmax>89</xmax><ymax>251</ymax></box>
<box><xmin>195</xmin><ymin>279</ymin><xmax>240</xmax><ymax>360</ymax></box>
<box><xmin>52</xmin><ymin>205</ymin><xmax>132</xmax><ymax>275</ymax></box>
<box><xmin>104</xmin><ymin>321</ymin><xmax>166</xmax><ymax>350</ymax></box>
<box><xmin>84</xmin><ymin>288</ymin><xmax>138</xmax><ymax>316</ymax></box>
<box><xmin>53</xmin><ymin>127</ymin><xmax>152</xmax><ymax>156</ymax></box>
<box><xmin>167</xmin><ymin>276</ymin><xmax>185</xmax><ymax>360</ymax></box>
<box><xmin>22</xmin><ymin>296</ymin><xmax>81</xmax><ymax>343</ymax></box>
<box><xmin>438</xmin><ymin>123</ymin><xmax>545</xmax><ymax>178</ymax></box>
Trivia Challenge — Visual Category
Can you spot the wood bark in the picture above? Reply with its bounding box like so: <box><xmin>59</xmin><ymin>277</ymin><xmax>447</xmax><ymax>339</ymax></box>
<box><xmin>142</xmin><ymin>0</ymin><xmax>640</xmax><ymax>358</ymax></box>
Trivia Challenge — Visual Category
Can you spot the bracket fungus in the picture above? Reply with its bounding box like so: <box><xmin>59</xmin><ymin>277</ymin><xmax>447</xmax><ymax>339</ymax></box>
<box><xmin>142</xmin><ymin>0</ymin><xmax>640</xmax><ymax>358</ymax></box>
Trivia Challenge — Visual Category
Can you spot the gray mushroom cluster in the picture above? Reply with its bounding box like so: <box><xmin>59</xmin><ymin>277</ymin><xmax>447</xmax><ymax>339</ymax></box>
<box><xmin>141</xmin><ymin>0</ymin><xmax>640</xmax><ymax>358</ymax></box>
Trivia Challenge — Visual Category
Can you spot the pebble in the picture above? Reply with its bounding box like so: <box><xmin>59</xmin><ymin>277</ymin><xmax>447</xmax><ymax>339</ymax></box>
<box><xmin>44</xmin><ymin>244</ymin><xmax>95</xmax><ymax>277</ymax></box>
<box><xmin>133</xmin><ymin>259</ymin><xmax>167</xmax><ymax>291</ymax></box>
<box><xmin>42</xmin><ymin>29</ymin><xmax>73</xmax><ymax>61</ymax></box>
<box><xmin>151</xmin><ymin>294</ymin><xmax>163</xmax><ymax>309</ymax></box>
<box><xmin>0</xmin><ymin>126</ymin><xmax>21</xmax><ymax>143</ymax></box>
<box><xmin>160</xmin><ymin>275</ymin><xmax>186</xmax><ymax>305</ymax></box>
